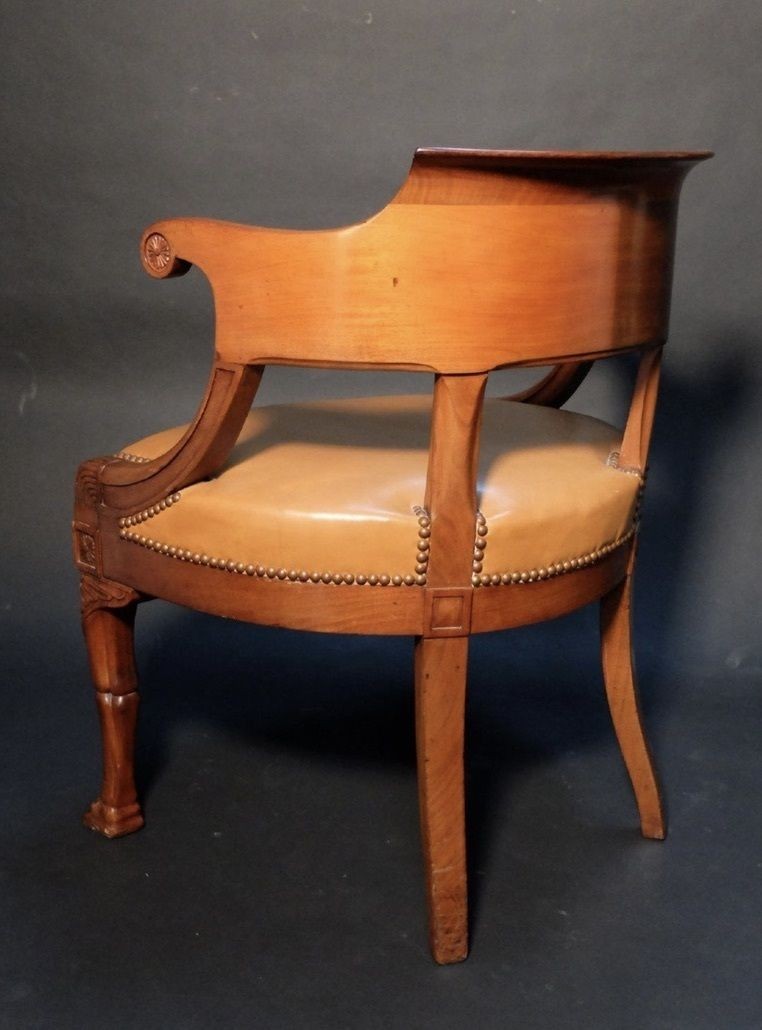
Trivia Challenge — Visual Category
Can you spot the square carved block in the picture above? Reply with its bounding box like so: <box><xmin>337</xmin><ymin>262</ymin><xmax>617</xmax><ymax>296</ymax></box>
<box><xmin>424</xmin><ymin>587</ymin><xmax>473</xmax><ymax>638</ymax></box>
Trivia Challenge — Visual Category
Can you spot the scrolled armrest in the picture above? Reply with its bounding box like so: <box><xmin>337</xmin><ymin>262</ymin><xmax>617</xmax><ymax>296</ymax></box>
<box><xmin>94</xmin><ymin>216</ymin><xmax>275</xmax><ymax>512</ymax></box>
<box><xmin>137</xmin><ymin>216</ymin><xmax>313</xmax><ymax>286</ymax></box>
<box><xmin>133</xmin><ymin>217</ymin><xmax>355</xmax><ymax>368</ymax></box>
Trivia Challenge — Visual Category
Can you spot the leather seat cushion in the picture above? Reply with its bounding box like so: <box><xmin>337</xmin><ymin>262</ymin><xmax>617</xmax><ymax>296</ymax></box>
<box><xmin>118</xmin><ymin>395</ymin><xmax>640</xmax><ymax>586</ymax></box>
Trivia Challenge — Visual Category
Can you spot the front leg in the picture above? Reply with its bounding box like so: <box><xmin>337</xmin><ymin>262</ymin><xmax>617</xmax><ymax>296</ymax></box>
<box><xmin>80</xmin><ymin>574</ymin><xmax>144</xmax><ymax>838</ymax></box>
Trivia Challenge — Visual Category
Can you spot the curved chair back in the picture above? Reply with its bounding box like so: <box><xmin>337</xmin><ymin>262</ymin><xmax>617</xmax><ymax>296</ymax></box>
<box><xmin>142</xmin><ymin>149</ymin><xmax>709</xmax><ymax>373</ymax></box>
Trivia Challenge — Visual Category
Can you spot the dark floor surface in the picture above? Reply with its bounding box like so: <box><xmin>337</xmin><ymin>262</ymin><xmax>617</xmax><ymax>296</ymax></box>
<box><xmin>2</xmin><ymin>597</ymin><xmax>760</xmax><ymax>1030</ymax></box>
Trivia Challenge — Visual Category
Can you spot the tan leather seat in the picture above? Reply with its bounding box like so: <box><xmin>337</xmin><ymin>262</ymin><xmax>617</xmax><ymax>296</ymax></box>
<box><xmin>118</xmin><ymin>395</ymin><xmax>641</xmax><ymax>588</ymax></box>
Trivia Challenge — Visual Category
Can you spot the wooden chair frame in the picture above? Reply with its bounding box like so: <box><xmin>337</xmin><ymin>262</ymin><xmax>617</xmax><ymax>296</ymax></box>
<box><xmin>73</xmin><ymin>149</ymin><xmax>710</xmax><ymax>963</ymax></box>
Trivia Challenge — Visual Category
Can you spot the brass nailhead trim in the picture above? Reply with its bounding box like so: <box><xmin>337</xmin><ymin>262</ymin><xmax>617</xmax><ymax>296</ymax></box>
<box><xmin>471</xmin><ymin>510</ymin><xmax>488</xmax><ymax>576</ymax></box>
<box><xmin>118</xmin><ymin>485</ymin><xmax>635</xmax><ymax>590</ymax></box>
<box><xmin>119</xmin><ymin>493</ymin><xmax>431</xmax><ymax>587</ymax></box>
<box><xmin>413</xmin><ymin>505</ymin><xmax>430</xmax><ymax>587</ymax></box>
<box><xmin>471</xmin><ymin>522</ymin><xmax>637</xmax><ymax>587</ymax></box>
<box><xmin>118</xmin><ymin>493</ymin><xmax>182</xmax><ymax>528</ymax></box>
<box><xmin>606</xmin><ymin>451</ymin><xmax>645</xmax><ymax>479</ymax></box>
<box><xmin>118</xmin><ymin>451</ymin><xmax>152</xmax><ymax>464</ymax></box>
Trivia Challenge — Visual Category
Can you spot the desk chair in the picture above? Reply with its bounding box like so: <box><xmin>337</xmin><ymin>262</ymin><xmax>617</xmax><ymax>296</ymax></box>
<box><xmin>73</xmin><ymin>148</ymin><xmax>710</xmax><ymax>963</ymax></box>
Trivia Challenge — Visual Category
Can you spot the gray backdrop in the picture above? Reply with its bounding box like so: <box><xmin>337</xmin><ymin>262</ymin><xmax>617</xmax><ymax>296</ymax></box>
<box><xmin>1</xmin><ymin>2</ymin><xmax>761</xmax><ymax>1027</ymax></box>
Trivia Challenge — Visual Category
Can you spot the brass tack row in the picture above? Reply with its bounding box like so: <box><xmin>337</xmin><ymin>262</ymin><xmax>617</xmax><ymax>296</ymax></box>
<box><xmin>118</xmin><ymin>502</ymin><xmax>432</xmax><ymax>587</ymax></box>
<box><xmin>472</xmin><ymin>524</ymin><xmax>636</xmax><ymax>587</ymax></box>
<box><xmin>118</xmin><ymin>490</ymin><xmax>631</xmax><ymax>589</ymax></box>
<box><xmin>471</xmin><ymin>510</ymin><xmax>488</xmax><ymax>575</ymax></box>
<box><xmin>118</xmin><ymin>451</ymin><xmax>152</xmax><ymax>464</ymax></box>
<box><xmin>606</xmin><ymin>451</ymin><xmax>644</xmax><ymax>479</ymax></box>
<box><xmin>119</xmin><ymin>528</ymin><xmax>427</xmax><ymax>585</ymax></box>
<box><xmin>118</xmin><ymin>493</ymin><xmax>182</xmax><ymax>528</ymax></box>
<box><xmin>633</xmin><ymin>479</ymin><xmax>646</xmax><ymax>519</ymax></box>
<box><xmin>413</xmin><ymin>505</ymin><xmax>431</xmax><ymax>579</ymax></box>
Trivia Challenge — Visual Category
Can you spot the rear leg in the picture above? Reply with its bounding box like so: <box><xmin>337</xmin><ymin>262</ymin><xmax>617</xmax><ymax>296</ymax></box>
<box><xmin>600</xmin><ymin>567</ymin><xmax>665</xmax><ymax>840</ymax></box>
<box><xmin>414</xmin><ymin>635</ymin><xmax>469</xmax><ymax>963</ymax></box>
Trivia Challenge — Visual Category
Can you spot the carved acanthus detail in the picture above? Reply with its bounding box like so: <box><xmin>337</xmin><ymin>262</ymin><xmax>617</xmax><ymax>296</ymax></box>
<box><xmin>80</xmin><ymin>574</ymin><xmax>140</xmax><ymax>621</ymax></box>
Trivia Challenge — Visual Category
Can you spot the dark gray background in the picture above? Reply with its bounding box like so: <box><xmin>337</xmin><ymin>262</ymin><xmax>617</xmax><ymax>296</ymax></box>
<box><xmin>1</xmin><ymin>2</ymin><xmax>760</xmax><ymax>1028</ymax></box>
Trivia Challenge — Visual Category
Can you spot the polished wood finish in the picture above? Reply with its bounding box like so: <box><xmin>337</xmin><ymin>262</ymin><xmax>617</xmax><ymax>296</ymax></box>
<box><xmin>98</xmin><ymin>523</ymin><xmax>634</xmax><ymax>638</ymax></box>
<box><xmin>472</xmin><ymin>542</ymin><xmax>632</xmax><ymax>633</ymax></box>
<box><xmin>600</xmin><ymin>546</ymin><xmax>665</xmax><ymax>840</ymax></box>
<box><xmin>138</xmin><ymin>150</ymin><xmax>708</xmax><ymax>374</ymax></box>
<box><xmin>73</xmin><ymin>149</ymin><xmax>709</xmax><ymax>963</ymax></box>
<box><xmin>503</xmin><ymin>361</ymin><xmax>593</xmax><ymax>408</ymax></box>
<box><xmin>80</xmin><ymin>575</ymin><xmax>143</xmax><ymax>838</ymax></box>
<box><xmin>415</xmin><ymin>636</ymin><xmax>469</xmax><ymax>963</ymax></box>
<box><xmin>424</xmin><ymin>374</ymin><xmax>487</xmax><ymax>590</ymax></box>
<box><xmin>619</xmin><ymin>346</ymin><xmax>662</xmax><ymax>473</ymax></box>
<box><xmin>101</xmin><ymin>363</ymin><xmax>263</xmax><ymax>513</ymax></box>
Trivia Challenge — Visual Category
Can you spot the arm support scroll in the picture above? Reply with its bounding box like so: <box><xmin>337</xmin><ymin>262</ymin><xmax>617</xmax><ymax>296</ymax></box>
<box><xmin>617</xmin><ymin>346</ymin><xmax>663</xmax><ymax>474</ymax></box>
<box><xmin>100</xmin><ymin>360</ymin><xmax>263</xmax><ymax>513</ymax></box>
<box><xmin>500</xmin><ymin>361</ymin><xmax>593</xmax><ymax>408</ymax></box>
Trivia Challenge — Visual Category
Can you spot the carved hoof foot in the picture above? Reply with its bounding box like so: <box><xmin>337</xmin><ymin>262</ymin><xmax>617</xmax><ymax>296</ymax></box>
<box><xmin>83</xmin><ymin>799</ymin><xmax>144</xmax><ymax>838</ymax></box>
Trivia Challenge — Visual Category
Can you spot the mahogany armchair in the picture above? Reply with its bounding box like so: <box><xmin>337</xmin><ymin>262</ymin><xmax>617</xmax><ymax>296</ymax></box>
<box><xmin>73</xmin><ymin>148</ymin><xmax>710</xmax><ymax>964</ymax></box>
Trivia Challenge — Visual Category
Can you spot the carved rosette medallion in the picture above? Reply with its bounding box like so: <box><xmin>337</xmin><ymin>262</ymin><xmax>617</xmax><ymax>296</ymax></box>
<box><xmin>143</xmin><ymin>232</ymin><xmax>172</xmax><ymax>273</ymax></box>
